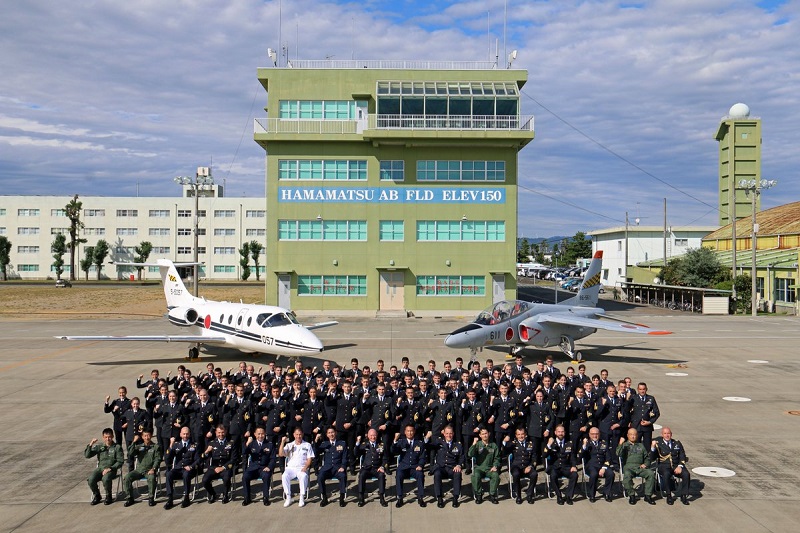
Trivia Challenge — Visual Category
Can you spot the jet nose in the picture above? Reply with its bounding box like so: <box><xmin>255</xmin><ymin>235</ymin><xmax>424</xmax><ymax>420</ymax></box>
<box><xmin>303</xmin><ymin>328</ymin><xmax>324</xmax><ymax>352</ymax></box>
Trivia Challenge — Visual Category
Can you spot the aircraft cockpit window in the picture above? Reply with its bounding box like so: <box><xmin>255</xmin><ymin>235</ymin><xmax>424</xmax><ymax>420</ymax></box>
<box><xmin>256</xmin><ymin>313</ymin><xmax>273</xmax><ymax>327</ymax></box>
<box><xmin>474</xmin><ymin>300</ymin><xmax>528</xmax><ymax>325</ymax></box>
<box><xmin>265</xmin><ymin>313</ymin><xmax>292</xmax><ymax>328</ymax></box>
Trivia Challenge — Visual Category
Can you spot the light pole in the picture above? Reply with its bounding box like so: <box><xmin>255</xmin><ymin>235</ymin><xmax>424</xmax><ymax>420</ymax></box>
<box><xmin>553</xmin><ymin>250</ymin><xmax>559</xmax><ymax>304</ymax></box>
<box><xmin>175</xmin><ymin>169</ymin><xmax>214</xmax><ymax>296</ymax></box>
<box><xmin>738</xmin><ymin>178</ymin><xmax>777</xmax><ymax>316</ymax></box>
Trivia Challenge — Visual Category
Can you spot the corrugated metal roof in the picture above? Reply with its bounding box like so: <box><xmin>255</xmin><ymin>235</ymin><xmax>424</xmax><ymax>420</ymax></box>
<box><xmin>704</xmin><ymin>201</ymin><xmax>800</xmax><ymax>241</ymax></box>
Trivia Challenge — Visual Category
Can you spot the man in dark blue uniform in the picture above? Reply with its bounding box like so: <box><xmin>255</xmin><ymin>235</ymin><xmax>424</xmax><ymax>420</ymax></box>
<box><xmin>164</xmin><ymin>426</ymin><xmax>200</xmax><ymax>509</ymax></box>
<box><xmin>392</xmin><ymin>424</ymin><xmax>427</xmax><ymax>508</ymax></box>
<box><xmin>202</xmin><ymin>425</ymin><xmax>237</xmax><ymax>504</ymax></box>
<box><xmin>242</xmin><ymin>427</ymin><xmax>277</xmax><ymax>506</ymax></box>
<box><xmin>431</xmin><ymin>426</ymin><xmax>464</xmax><ymax>508</ymax></box>
<box><xmin>582</xmin><ymin>427</ymin><xmax>615</xmax><ymax>502</ymax></box>
<box><xmin>316</xmin><ymin>427</ymin><xmax>349</xmax><ymax>507</ymax></box>
<box><xmin>544</xmin><ymin>425</ymin><xmax>578</xmax><ymax>505</ymax></box>
<box><xmin>356</xmin><ymin>429</ymin><xmax>388</xmax><ymax>507</ymax></box>
<box><xmin>503</xmin><ymin>428</ymin><xmax>538</xmax><ymax>504</ymax></box>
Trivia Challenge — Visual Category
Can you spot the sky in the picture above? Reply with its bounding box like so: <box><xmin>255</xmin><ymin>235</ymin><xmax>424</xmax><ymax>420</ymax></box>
<box><xmin>1</xmin><ymin>0</ymin><xmax>797</xmax><ymax>239</ymax></box>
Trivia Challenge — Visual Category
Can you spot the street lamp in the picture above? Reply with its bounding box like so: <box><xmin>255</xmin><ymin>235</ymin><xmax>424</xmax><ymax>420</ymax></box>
<box><xmin>175</xmin><ymin>168</ymin><xmax>214</xmax><ymax>296</ymax></box>
<box><xmin>553</xmin><ymin>250</ymin><xmax>560</xmax><ymax>304</ymax></box>
<box><xmin>738</xmin><ymin>178</ymin><xmax>777</xmax><ymax>316</ymax></box>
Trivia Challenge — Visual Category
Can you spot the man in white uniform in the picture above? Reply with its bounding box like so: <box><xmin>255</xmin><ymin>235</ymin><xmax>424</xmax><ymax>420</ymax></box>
<box><xmin>280</xmin><ymin>427</ymin><xmax>315</xmax><ymax>507</ymax></box>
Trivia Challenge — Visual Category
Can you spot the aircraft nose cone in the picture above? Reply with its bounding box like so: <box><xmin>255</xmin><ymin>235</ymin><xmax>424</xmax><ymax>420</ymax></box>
<box><xmin>444</xmin><ymin>335</ymin><xmax>457</xmax><ymax>348</ymax></box>
<box><xmin>304</xmin><ymin>329</ymin><xmax>324</xmax><ymax>352</ymax></box>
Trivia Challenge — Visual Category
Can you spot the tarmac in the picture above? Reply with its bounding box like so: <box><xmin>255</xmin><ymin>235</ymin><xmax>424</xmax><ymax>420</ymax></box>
<box><xmin>1</xmin><ymin>307</ymin><xmax>799</xmax><ymax>532</ymax></box>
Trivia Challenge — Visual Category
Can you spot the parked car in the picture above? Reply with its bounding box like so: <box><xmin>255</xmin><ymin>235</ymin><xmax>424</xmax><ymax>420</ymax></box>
<box><xmin>55</xmin><ymin>279</ymin><xmax>72</xmax><ymax>288</ymax></box>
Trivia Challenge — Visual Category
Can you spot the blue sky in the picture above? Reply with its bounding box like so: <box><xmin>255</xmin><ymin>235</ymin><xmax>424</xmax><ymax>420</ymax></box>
<box><xmin>1</xmin><ymin>0</ymin><xmax>798</xmax><ymax>238</ymax></box>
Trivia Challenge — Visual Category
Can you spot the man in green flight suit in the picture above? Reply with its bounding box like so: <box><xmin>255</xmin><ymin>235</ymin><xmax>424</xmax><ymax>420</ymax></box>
<box><xmin>617</xmin><ymin>427</ymin><xmax>656</xmax><ymax>505</ymax></box>
<box><xmin>467</xmin><ymin>428</ymin><xmax>501</xmax><ymax>504</ymax></box>
<box><xmin>85</xmin><ymin>427</ymin><xmax>124</xmax><ymax>505</ymax></box>
<box><xmin>122</xmin><ymin>429</ymin><xmax>162</xmax><ymax>507</ymax></box>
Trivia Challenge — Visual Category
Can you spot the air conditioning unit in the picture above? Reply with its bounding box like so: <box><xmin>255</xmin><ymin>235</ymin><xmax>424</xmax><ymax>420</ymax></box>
<box><xmin>197</xmin><ymin>166</ymin><xmax>210</xmax><ymax>177</ymax></box>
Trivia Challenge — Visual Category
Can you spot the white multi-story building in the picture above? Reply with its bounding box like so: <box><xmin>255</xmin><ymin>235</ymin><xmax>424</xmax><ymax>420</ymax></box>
<box><xmin>0</xmin><ymin>185</ymin><xmax>266</xmax><ymax>280</ymax></box>
<box><xmin>587</xmin><ymin>225</ymin><xmax>717</xmax><ymax>286</ymax></box>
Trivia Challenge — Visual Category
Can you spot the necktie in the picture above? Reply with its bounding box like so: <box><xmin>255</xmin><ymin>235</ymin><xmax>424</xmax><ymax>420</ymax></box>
<box><xmin>182</xmin><ymin>442</ymin><xmax>186</xmax><ymax>449</ymax></box>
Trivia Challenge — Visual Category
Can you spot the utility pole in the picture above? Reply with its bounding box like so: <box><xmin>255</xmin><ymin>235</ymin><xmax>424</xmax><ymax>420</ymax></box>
<box><xmin>739</xmin><ymin>179</ymin><xmax>777</xmax><ymax>316</ymax></box>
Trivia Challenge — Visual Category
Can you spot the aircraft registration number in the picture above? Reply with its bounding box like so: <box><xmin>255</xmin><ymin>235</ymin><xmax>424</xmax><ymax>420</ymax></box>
<box><xmin>170</xmin><ymin>288</ymin><xmax>183</xmax><ymax>296</ymax></box>
<box><xmin>261</xmin><ymin>336</ymin><xmax>274</xmax><ymax>345</ymax></box>
<box><xmin>488</xmin><ymin>330</ymin><xmax>501</xmax><ymax>341</ymax></box>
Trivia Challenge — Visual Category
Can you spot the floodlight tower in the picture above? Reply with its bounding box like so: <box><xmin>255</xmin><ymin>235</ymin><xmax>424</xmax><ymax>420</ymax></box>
<box><xmin>174</xmin><ymin>168</ymin><xmax>214</xmax><ymax>296</ymax></box>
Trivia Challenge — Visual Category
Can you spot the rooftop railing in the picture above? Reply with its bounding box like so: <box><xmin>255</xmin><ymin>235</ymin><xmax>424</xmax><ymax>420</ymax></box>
<box><xmin>279</xmin><ymin>60</ymin><xmax>501</xmax><ymax>70</ymax></box>
<box><xmin>254</xmin><ymin>114</ymin><xmax>534</xmax><ymax>134</ymax></box>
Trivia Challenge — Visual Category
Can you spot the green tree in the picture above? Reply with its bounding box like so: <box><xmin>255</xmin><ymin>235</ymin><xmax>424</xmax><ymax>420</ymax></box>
<box><xmin>65</xmin><ymin>195</ymin><xmax>87</xmax><ymax>281</ymax></box>
<box><xmin>561</xmin><ymin>231</ymin><xmax>592</xmax><ymax>265</ymax></box>
<box><xmin>0</xmin><ymin>236</ymin><xmax>11</xmax><ymax>281</ymax></box>
<box><xmin>517</xmin><ymin>238</ymin><xmax>531</xmax><ymax>263</ymax></box>
<box><xmin>249</xmin><ymin>240</ymin><xmax>263</xmax><ymax>281</ymax></box>
<box><xmin>51</xmin><ymin>233</ymin><xmax>67</xmax><ymax>280</ymax></box>
<box><xmin>661</xmin><ymin>247</ymin><xmax>725</xmax><ymax>288</ymax></box>
<box><xmin>92</xmin><ymin>239</ymin><xmax>110</xmax><ymax>280</ymax></box>
<box><xmin>133</xmin><ymin>241</ymin><xmax>153</xmax><ymax>281</ymax></box>
<box><xmin>239</xmin><ymin>242</ymin><xmax>251</xmax><ymax>281</ymax></box>
<box><xmin>733</xmin><ymin>274</ymin><xmax>752</xmax><ymax>314</ymax></box>
<box><xmin>80</xmin><ymin>246</ymin><xmax>94</xmax><ymax>281</ymax></box>
<box><xmin>532</xmin><ymin>243</ymin><xmax>545</xmax><ymax>264</ymax></box>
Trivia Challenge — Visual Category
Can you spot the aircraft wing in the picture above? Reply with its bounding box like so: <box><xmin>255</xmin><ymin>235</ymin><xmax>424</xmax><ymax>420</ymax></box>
<box><xmin>533</xmin><ymin>313</ymin><xmax>672</xmax><ymax>335</ymax></box>
<box><xmin>305</xmin><ymin>321</ymin><xmax>339</xmax><ymax>331</ymax></box>
<box><xmin>55</xmin><ymin>335</ymin><xmax>228</xmax><ymax>344</ymax></box>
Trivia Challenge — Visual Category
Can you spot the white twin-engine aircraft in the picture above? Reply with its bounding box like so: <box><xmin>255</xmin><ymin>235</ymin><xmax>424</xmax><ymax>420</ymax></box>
<box><xmin>444</xmin><ymin>251</ymin><xmax>672</xmax><ymax>362</ymax></box>
<box><xmin>57</xmin><ymin>260</ymin><xmax>337</xmax><ymax>359</ymax></box>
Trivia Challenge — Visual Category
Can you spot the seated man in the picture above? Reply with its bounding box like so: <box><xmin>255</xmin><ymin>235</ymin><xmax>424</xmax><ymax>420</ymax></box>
<box><xmin>356</xmin><ymin>429</ymin><xmax>388</xmax><ymax>507</ymax></box>
<box><xmin>582</xmin><ymin>427</ymin><xmax>615</xmax><ymax>502</ymax></box>
<box><xmin>503</xmin><ymin>428</ymin><xmax>538</xmax><ymax>504</ymax></box>
<box><xmin>468</xmin><ymin>428</ymin><xmax>500</xmax><ymax>504</ymax></box>
<box><xmin>280</xmin><ymin>428</ymin><xmax>315</xmax><ymax>507</ymax></box>
<box><xmin>315</xmin><ymin>427</ymin><xmax>348</xmax><ymax>507</ymax></box>
<box><xmin>202</xmin><ymin>425</ymin><xmax>236</xmax><ymax>504</ymax></box>
<box><xmin>617</xmin><ymin>427</ymin><xmax>656</xmax><ymax>505</ymax></box>
<box><xmin>122</xmin><ymin>430</ymin><xmax>162</xmax><ymax>507</ymax></box>
<box><xmin>84</xmin><ymin>427</ymin><xmax>124</xmax><ymax>505</ymax></box>
<box><xmin>543</xmin><ymin>424</ymin><xmax>579</xmax><ymax>505</ymax></box>
<box><xmin>164</xmin><ymin>426</ymin><xmax>200</xmax><ymax>509</ymax></box>
<box><xmin>392</xmin><ymin>424</ymin><xmax>427</xmax><ymax>508</ymax></box>
<box><xmin>431</xmin><ymin>426</ymin><xmax>464</xmax><ymax>508</ymax></box>
<box><xmin>651</xmin><ymin>426</ymin><xmax>691</xmax><ymax>505</ymax></box>
<box><xmin>242</xmin><ymin>427</ymin><xmax>277</xmax><ymax>506</ymax></box>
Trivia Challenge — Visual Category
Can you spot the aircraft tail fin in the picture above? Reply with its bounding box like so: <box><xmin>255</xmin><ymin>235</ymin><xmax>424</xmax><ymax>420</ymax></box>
<box><xmin>562</xmin><ymin>251</ymin><xmax>603</xmax><ymax>307</ymax></box>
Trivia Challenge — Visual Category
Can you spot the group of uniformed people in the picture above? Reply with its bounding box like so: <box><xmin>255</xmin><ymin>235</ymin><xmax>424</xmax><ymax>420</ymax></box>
<box><xmin>86</xmin><ymin>355</ymin><xmax>691</xmax><ymax>508</ymax></box>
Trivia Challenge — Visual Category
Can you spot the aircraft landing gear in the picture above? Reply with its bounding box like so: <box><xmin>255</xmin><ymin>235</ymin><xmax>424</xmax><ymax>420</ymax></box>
<box><xmin>506</xmin><ymin>345</ymin><xmax>524</xmax><ymax>359</ymax></box>
<box><xmin>187</xmin><ymin>346</ymin><xmax>200</xmax><ymax>361</ymax></box>
<box><xmin>558</xmin><ymin>335</ymin><xmax>584</xmax><ymax>364</ymax></box>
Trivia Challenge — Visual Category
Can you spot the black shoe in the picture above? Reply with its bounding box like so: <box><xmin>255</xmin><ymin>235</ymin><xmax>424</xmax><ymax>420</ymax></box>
<box><xmin>320</xmin><ymin>496</ymin><xmax>329</xmax><ymax>508</ymax></box>
<box><xmin>358</xmin><ymin>498</ymin><xmax>365</xmax><ymax>507</ymax></box>
<box><xmin>180</xmin><ymin>497</ymin><xmax>190</xmax><ymax>508</ymax></box>
<box><xmin>515</xmin><ymin>497</ymin><xmax>523</xmax><ymax>505</ymax></box>
<box><xmin>222</xmin><ymin>493</ymin><xmax>231</xmax><ymax>504</ymax></box>
<box><xmin>644</xmin><ymin>495</ymin><xmax>656</xmax><ymax>505</ymax></box>
<box><xmin>242</xmin><ymin>498</ymin><xmax>251</xmax><ymax>506</ymax></box>
<box><xmin>396</xmin><ymin>498</ymin><xmax>404</xmax><ymax>508</ymax></box>
<box><xmin>475</xmin><ymin>494</ymin><xmax>483</xmax><ymax>504</ymax></box>
<box><xmin>589</xmin><ymin>496</ymin><xmax>596</xmax><ymax>503</ymax></box>
<box><xmin>418</xmin><ymin>498</ymin><xmax>427</xmax><ymax>508</ymax></box>
<box><xmin>90</xmin><ymin>493</ymin><xmax>101</xmax><ymax>506</ymax></box>
<box><xmin>556</xmin><ymin>496</ymin><xmax>564</xmax><ymax>505</ymax></box>
<box><xmin>339</xmin><ymin>494</ymin><xmax>346</xmax><ymax>507</ymax></box>
<box><xmin>667</xmin><ymin>495</ymin><xmax>674</xmax><ymax>505</ymax></box>
<box><xmin>148</xmin><ymin>497</ymin><xmax>156</xmax><ymax>507</ymax></box>
<box><xmin>565</xmin><ymin>497</ymin><xmax>573</xmax><ymax>505</ymax></box>
<box><xmin>453</xmin><ymin>499</ymin><xmax>460</xmax><ymax>508</ymax></box>
<box><xmin>527</xmin><ymin>495</ymin><xmax>534</xmax><ymax>504</ymax></box>
<box><xmin>490</xmin><ymin>495</ymin><xmax>499</xmax><ymax>505</ymax></box>
<box><xmin>464</xmin><ymin>468</ymin><xmax>472</xmax><ymax>476</ymax></box>
<box><xmin>629</xmin><ymin>495</ymin><xmax>636</xmax><ymax>505</ymax></box>
<box><xmin>263</xmin><ymin>497</ymin><xmax>270</xmax><ymax>506</ymax></box>
<box><xmin>681</xmin><ymin>495</ymin><xmax>690</xmax><ymax>505</ymax></box>
<box><xmin>604</xmin><ymin>495</ymin><xmax>612</xmax><ymax>502</ymax></box>
<box><xmin>124</xmin><ymin>497</ymin><xmax>135</xmax><ymax>507</ymax></box>
<box><xmin>379</xmin><ymin>496</ymin><xmax>388</xmax><ymax>507</ymax></box>
<box><xmin>207</xmin><ymin>493</ymin><xmax>216</xmax><ymax>504</ymax></box>
<box><xmin>104</xmin><ymin>494</ymin><xmax>113</xmax><ymax>505</ymax></box>
<box><xmin>164</xmin><ymin>499</ymin><xmax>174</xmax><ymax>510</ymax></box>
<box><xmin>437</xmin><ymin>496</ymin><xmax>444</xmax><ymax>508</ymax></box>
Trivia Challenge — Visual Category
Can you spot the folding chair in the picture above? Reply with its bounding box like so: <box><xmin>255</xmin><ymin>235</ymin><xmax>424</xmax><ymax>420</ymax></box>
<box><xmin>580</xmin><ymin>458</ymin><xmax>590</xmax><ymax>498</ymax></box>
<box><xmin>543</xmin><ymin>457</ymin><xmax>576</xmax><ymax>499</ymax></box>
<box><xmin>94</xmin><ymin>458</ymin><xmax>123</xmax><ymax>499</ymax></box>
<box><xmin>618</xmin><ymin>457</ymin><xmax>649</xmax><ymax>498</ymax></box>
<box><xmin>471</xmin><ymin>457</ymin><xmax>491</xmax><ymax>499</ymax></box>
<box><xmin>240</xmin><ymin>456</ymin><xmax>272</xmax><ymax>503</ymax></box>
<box><xmin>507</xmin><ymin>454</ymin><xmax>537</xmax><ymax>500</ymax></box>
<box><xmin>655</xmin><ymin>468</ymin><xmax>683</xmax><ymax>499</ymax></box>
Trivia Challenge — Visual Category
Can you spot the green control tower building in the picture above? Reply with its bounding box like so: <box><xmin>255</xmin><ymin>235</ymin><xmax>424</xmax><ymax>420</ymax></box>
<box><xmin>715</xmin><ymin>102</ymin><xmax>762</xmax><ymax>226</ymax></box>
<box><xmin>254</xmin><ymin>60</ymin><xmax>534</xmax><ymax>314</ymax></box>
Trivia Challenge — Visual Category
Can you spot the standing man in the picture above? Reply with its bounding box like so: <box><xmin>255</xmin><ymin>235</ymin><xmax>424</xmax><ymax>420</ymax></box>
<box><xmin>122</xmin><ymin>430</ymin><xmax>161</xmax><ymax>507</ymax></box>
<box><xmin>617</xmin><ymin>428</ymin><xmax>656</xmax><ymax>505</ymax></box>
<box><xmin>630</xmin><ymin>382</ymin><xmax>660</xmax><ymax>450</ymax></box>
<box><xmin>356</xmin><ymin>429</ymin><xmax>388</xmax><ymax>507</ymax></box>
<box><xmin>84</xmin><ymin>427</ymin><xmax>124</xmax><ymax>505</ymax></box>
<box><xmin>525</xmin><ymin>389</ymin><xmax>554</xmax><ymax>467</ymax></box>
<box><xmin>242</xmin><ymin>427</ymin><xmax>277</xmax><ymax>506</ymax></box>
<box><xmin>163</xmin><ymin>426</ymin><xmax>200</xmax><ymax>509</ymax></box>
<box><xmin>582</xmin><ymin>427</ymin><xmax>615</xmax><ymax>502</ymax></box>
<box><xmin>543</xmin><ymin>425</ymin><xmax>578</xmax><ymax>505</ymax></box>
<box><xmin>202</xmin><ymin>425</ymin><xmax>236</xmax><ymax>504</ymax></box>
<box><xmin>316</xmin><ymin>427</ymin><xmax>349</xmax><ymax>507</ymax></box>
<box><xmin>187</xmin><ymin>388</ymin><xmax>217</xmax><ymax>451</ymax></box>
<box><xmin>468</xmin><ymin>428</ymin><xmax>501</xmax><ymax>504</ymax></box>
<box><xmin>431</xmin><ymin>426</ymin><xmax>464</xmax><ymax>508</ymax></box>
<box><xmin>392</xmin><ymin>424</ymin><xmax>427</xmax><ymax>508</ymax></box>
<box><xmin>334</xmin><ymin>381</ymin><xmax>360</xmax><ymax>474</ymax></box>
<box><xmin>651</xmin><ymin>427</ymin><xmax>691</xmax><ymax>505</ymax></box>
<box><xmin>280</xmin><ymin>428</ymin><xmax>315</xmax><ymax>507</ymax></box>
<box><xmin>503</xmin><ymin>428</ymin><xmax>538</xmax><ymax>505</ymax></box>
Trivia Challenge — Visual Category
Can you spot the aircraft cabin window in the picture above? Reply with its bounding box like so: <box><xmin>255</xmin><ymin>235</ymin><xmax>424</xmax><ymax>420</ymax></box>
<box><xmin>227</xmin><ymin>315</ymin><xmax>232</xmax><ymax>325</ymax></box>
<box><xmin>247</xmin><ymin>317</ymin><xmax>252</xmax><ymax>326</ymax></box>
<box><xmin>237</xmin><ymin>316</ymin><xmax>242</xmax><ymax>325</ymax></box>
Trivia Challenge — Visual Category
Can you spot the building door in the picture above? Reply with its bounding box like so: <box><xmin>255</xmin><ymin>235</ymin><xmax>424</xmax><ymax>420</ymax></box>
<box><xmin>492</xmin><ymin>274</ymin><xmax>506</xmax><ymax>304</ymax></box>
<box><xmin>379</xmin><ymin>271</ymin><xmax>405</xmax><ymax>310</ymax></box>
<box><xmin>278</xmin><ymin>275</ymin><xmax>291</xmax><ymax>309</ymax></box>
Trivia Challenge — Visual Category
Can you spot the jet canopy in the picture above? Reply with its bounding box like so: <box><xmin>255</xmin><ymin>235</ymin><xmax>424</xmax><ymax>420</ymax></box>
<box><xmin>256</xmin><ymin>312</ymin><xmax>299</xmax><ymax>328</ymax></box>
<box><xmin>473</xmin><ymin>300</ymin><xmax>532</xmax><ymax>325</ymax></box>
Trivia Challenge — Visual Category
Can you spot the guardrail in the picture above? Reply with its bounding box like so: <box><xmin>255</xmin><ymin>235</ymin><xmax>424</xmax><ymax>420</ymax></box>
<box><xmin>255</xmin><ymin>114</ymin><xmax>534</xmax><ymax>134</ymax></box>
